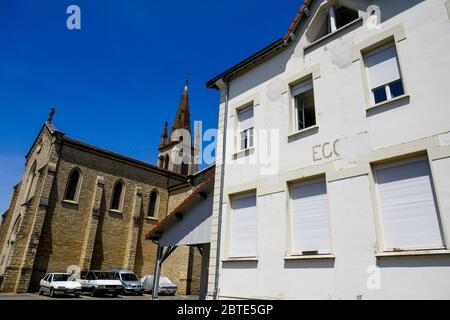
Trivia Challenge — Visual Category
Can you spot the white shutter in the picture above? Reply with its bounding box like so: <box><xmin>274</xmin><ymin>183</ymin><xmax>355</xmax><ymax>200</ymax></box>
<box><xmin>238</xmin><ymin>106</ymin><xmax>254</xmax><ymax>131</ymax></box>
<box><xmin>292</xmin><ymin>80</ymin><xmax>313</xmax><ymax>97</ymax></box>
<box><xmin>291</xmin><ymin>180</ymin><xmax>331</xmax><ymax>254</ymax></box>
<box><xmin>230</xmin><ymin>194</ymin><xmax>257</xmax><ymax>257</ymax></box>
<box><xmin>365</xmin><ymin>43</ymin><xmax>401</xmax><ymax>89</ymax></box>
<box><xmin>376</xmin><ymin>159</ymin><xmax>444</xmax><ymax>251</ymax></box>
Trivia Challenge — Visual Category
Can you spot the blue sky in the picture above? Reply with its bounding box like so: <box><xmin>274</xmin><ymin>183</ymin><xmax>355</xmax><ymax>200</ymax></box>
<box><xmin>0</xmin><ymin>0</ymin><xmax>302</xmax><ymax>213</ymax></box>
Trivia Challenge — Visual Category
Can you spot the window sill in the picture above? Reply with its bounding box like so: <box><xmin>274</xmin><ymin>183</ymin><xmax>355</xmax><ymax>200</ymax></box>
<box><xmin>367</xmin><ymin>94</ymin><xmax>410</xmax><ymax>111</ymax></box>
<box><xmin>146</xmin><ymin>216</ymin><xmax>158</xmax><ymax>221</ymax></box>
<box><xmin>284</xmin><ymin>254</ymin><xmax>335</xmax><ymax>261</ymax></box>
<box><xmin>62</xmin><ymin>200</ymin><xmax>78</xmax><ymax>205</ymax></box>
<box><xmin>109</xmin><ymin>209</ymin><xmax>123</xmax><ymax>214</ymax></box>
<box><xmin>222</xmin><ymin>257</ymin><xmax>259</xmax><ymax>263</ymax></box>
<box><xmin>232</xmin><ymin>147</ymin><xmax>255</xmax><ymax>159</ymax></box>
<box><xmin>376</xmin><ymin>249</ymin><xmax>450</xmax><ymax>258</ymax></box>
<box><xmin>304</xmin><ymin>17</ymin><xmax>363</xmax><ymax>52</ymax></box>
<box><xmin>288</xmin><ymin>125</ymin><xmax>319</xmax><ymax>139</ymax></box>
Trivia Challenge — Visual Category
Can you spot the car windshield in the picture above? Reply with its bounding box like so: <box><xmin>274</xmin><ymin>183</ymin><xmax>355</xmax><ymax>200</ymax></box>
<box><xmin>53</xmin><ymin>274</ymin><xmax>70</xmax><ymax>282</ymax></box>
<box><xmin>94</xmin><ymin>272</ymin><xmax>116</xmax><ymax>280</ymax></box>
<box><xmin>121</xmin><ymin>273</ymin><xmax>139</xmax><ymax>281</ymax></box>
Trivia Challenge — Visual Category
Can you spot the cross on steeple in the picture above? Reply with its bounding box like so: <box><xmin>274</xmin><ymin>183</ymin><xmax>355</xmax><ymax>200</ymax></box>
<box><xmin>48</xmin><ymin>108</ymin><xmax>56</xmax><ymax>123</ymax></box>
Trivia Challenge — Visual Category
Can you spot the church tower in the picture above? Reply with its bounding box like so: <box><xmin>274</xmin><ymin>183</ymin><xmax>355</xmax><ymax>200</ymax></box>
<box><xmin>157</xmin><ymin>78</ymin><xmax>199</xmax><ymax>175</ymax></box>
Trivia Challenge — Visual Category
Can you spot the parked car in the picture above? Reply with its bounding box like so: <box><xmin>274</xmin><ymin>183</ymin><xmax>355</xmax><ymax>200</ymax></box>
<box><xmin>108</xmin><ymin>269</ymin><xmax>144</xmax><ymax>295</ymax></box>
<box><xmin>141</xmin><ymin>275</ymin><xmax>177</xmax><ymax>296</ymax></box>
<box><xmin>77</xmin><ymin>271</ymin><xmax>123</xmax><ymax>297</ymax></box>
<box><xmin>39</xmin><ymin>273</ymin><xmax>82</xmax><ymax>298</ymax></box>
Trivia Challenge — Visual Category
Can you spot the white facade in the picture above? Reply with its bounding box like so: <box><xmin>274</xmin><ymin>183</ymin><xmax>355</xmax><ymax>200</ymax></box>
<box><xmin>208</xmin><ymin>0</ymin><xmax>450</xmax><ymax>300</ymax></box>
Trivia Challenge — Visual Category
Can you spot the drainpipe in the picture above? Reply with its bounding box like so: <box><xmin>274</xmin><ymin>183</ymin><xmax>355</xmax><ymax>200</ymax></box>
<box><xmin>329</xmin><ymin>6</ymin><xmax>337</xmax><ymax>33</ymax></box>
<box><xmin>213</xmin><ymin>79</ymin><xmax>229</xmax><ymax>300</ymax></box>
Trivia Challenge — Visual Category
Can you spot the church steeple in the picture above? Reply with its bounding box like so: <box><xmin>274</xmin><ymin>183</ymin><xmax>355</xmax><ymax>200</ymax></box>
<box><xmin>170</xmin><ymin>77</ymin><xmax>191</xmax><ymax>140</ymax></box>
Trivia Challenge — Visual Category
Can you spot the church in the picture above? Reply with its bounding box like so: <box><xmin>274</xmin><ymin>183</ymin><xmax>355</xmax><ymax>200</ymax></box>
<box><xmin>0</xmin><ymin>80</ymin><xmax>214</xmax><ymax>295</ymax></box>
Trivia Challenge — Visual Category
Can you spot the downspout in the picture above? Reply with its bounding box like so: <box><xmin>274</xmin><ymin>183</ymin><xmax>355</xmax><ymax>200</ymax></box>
<box><xmin>213</xmin><ymin>79</ymin><xmax>229</xmax><ymax>300</ymax></box>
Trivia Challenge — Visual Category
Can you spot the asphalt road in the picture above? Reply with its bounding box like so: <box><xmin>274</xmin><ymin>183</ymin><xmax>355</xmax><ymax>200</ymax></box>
<box><xmin>0</xmin><ymin>293</ymin><xmax>198</xmax><ymax>300</ymax></box>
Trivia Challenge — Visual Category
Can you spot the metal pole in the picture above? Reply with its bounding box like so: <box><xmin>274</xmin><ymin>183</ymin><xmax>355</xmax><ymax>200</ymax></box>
<box><xmin>152</xmin><ymin>244</ymin><xmax>163</xmax><ymax>300</ymax></box>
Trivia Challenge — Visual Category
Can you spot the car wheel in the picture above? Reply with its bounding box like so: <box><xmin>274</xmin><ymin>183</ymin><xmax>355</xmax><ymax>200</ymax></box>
<box><xmin>49</xmin><ymin>288</ymin><xmax>55</xmax><ymax>298</ymax></box>
<box><xmin>38</xmin><ymin>287</ymin><xmax>44</xmax><ymax>295</ymax></box>
<box><xmin>112</xmin><ymin>292</ymin><xmax>118</xmax><ymax>298</ymax></box>
<box><xmin>91</xmin><ymin>288</ymin><xmax>96</xmax><ymax>297</ymax></box>
<box><xmin>74</xmin><ymin>294</ymin><xmax>80</xmax><ymax>298</ymax></box>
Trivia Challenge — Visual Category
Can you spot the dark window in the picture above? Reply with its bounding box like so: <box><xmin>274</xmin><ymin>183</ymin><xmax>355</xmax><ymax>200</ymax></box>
<box><xmin>164</xmin><ymin>155</ymin><xmax>170</xmax><ymax>170</ymax></box>
<box><xmin>64</xmin><ymin>169</ymin><xmax>81</xmax><ymax>201</ymax></box>
<box><xmin>373</xmin><ymin>86</ymin><xmax>388</xmax><ymax>104</ymax></box>
<box><xmin>181</xmin><ymin>162</ymin><xmax>189</xmax><ymax>176</ymax></box>
<box><xmin>335</xmin><ymin>6</ymin><xmax>359</xmax><ymax>29</ymax></box>
<box><xmin>148</xmin><ymin>191</ymin><xmax>158</xmax><ymax>218</ymax></box>
<box><xmin>293</xmin><ymin>81</ymin><xmax>316</xmax><ymax>131</ymax></box>
<box><xmin>389</xmin><ymin>80</ymin><xmax>405</xmax><ymax>98</ymax></box>
<box><xmin>111</xmin><ymin>181</ymin><xmax>124</xmax><ymax>211</ymax></box>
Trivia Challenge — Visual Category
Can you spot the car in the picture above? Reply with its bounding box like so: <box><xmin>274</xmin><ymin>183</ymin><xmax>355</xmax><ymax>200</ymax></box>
<box><xmin>108</xmin><ymin>269</ymin><xmax>145</xmax><ymax>296</ymax></box>
<box><xmin>77</xmin><ymin>271</ymin><xmax>123</xmax><ymax>297</ymax></box>
<box><xmin>39</xmin><ymin>273</ymin><xmax>82</xmax><ymax>298</ymax></box>
<box><xmin>141</xmin><ymin>275</ymin><xmax>177</xmax><ymax>296</ymax></box>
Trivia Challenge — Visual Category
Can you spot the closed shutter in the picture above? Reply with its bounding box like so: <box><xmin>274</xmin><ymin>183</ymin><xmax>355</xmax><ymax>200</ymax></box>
<box><xmin>291</xmin><ymin>180</ymin><xmax>331</xmax><ymax>254</ymax></box>
<box><xmin>292</xmin><ymin>80</ymin><xmax>313</xmax><ymax>97</ymax></box>
<box><xmin>365</xmin><ymin>43</ymin><xmax>401</xmax><ymax>89</ymax></box>
<box><xmin>375</xmin><ymin>159</ymin><xmax>444</xmax><ymax>251</ymax></box>
<box><xmin>230</xmin><ymin>193</ymin><xmax>257</xmax><ymax>257</ymax></box>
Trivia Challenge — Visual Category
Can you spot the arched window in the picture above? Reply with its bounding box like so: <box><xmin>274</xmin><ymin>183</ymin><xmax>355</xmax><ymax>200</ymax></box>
<box><xmin>25</xmin><ymin>161</ymin><xmax>37</xmax><ymax>201</ymax></box>
<box><xmin>148</xmin><ymin>191</ymin><xmax>159</xmax><ymax>218</ymax></box>
<box><xmin>181</xmin><ymin>162</ymin><xmax>189</xmax><ymax>176</ymax></box>
<box><xmin>0</xmin><ymin>215</ymin><xmax>21</xmax><ymax>273</ymax></box>
<box><xmin>111</xmin><ymin>181</ymin><xmax>124</xmax><ymax>211</ymax></box>
<box><xmin>164</xmin><ymin>155</ymin><xmax>170</xmax><ymax>170</ymax></box>
<box><xmin>64</xmin><ymin>168</ymin><xmax>82</xmax><ymax>202</ymax></box>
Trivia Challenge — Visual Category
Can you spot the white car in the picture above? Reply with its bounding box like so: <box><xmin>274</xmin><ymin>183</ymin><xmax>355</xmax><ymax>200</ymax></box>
<box><xmin>39</xmin><ymin>273</ymin><xmax>82</xmax><ymax>297</ymax></box>
<box><xmin>77</xmin><ymin>271</ymin><xmax>123</xmax><ymax>297</ymax></box>
<box><xmin>141</xmin><ymin>275</ymin><xmax>177</xmax><ymax>296</ymax></box>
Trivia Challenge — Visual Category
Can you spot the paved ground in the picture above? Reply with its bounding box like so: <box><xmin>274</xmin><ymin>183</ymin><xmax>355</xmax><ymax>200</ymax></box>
<box><xmin>0</xmin><ymin>293</ymin><xmax>199</xmax><ymax>300</ymax></box>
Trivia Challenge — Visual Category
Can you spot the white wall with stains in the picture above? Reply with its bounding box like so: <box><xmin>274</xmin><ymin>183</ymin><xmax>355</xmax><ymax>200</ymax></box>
<box><xmin>214</xmin><ymin>0</ymin><xmax>450</xmax><ymax>299</ymax></box>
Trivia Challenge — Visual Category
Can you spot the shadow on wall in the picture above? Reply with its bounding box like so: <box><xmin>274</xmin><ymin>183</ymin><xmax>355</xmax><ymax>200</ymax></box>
<box><xmin>380</xmin><ymin>0</ymin><xmax>427</xmax><ymax>23</ymax></box>
<box><xmin>133</xmin><ymin>201</ymin><xmax>146</xmax><ymax>277</ymax></box>
<box><xmin>284</xmin><ymin>259</ymin><xmax>336</xmax><ymax>270</ymax></box>
<box><xmin>90</xmin><ymin>193</ymin><xmax>107</xmax><ymax>270</ymax></box>
<box><xmin>377</xmin><ymin>255</ymin><xmax>450</xmax><ymax>269</ymax></box>
<box><xmin>28</xmin><ymin>176</ymin><xmax>59</xmax><ymax>292</ymax></box>
<box><xmin>222</xmin><ymin>261</ymin><xmax>259</xmax><ymax>270</ymax></box>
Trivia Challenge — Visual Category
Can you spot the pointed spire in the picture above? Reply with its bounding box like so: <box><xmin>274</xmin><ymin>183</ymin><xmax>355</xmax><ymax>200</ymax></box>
<box><xmin>159</xmin><ymin>122</ymin><xmax>169</xmax><ymax>148</ymax></box>
<box><xmin>170</xmin><ymin>77</ymin><xmax>191</xmax><ymax>140</ymax></box>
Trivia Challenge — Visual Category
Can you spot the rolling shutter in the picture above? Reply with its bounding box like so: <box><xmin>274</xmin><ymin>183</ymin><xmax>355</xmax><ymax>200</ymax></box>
<box><xmin>230</xmin><ymin>193</ymin><xmax>257</xmax><ymax>257</ymax></box>
<box><xmin>375</xmin><ymin>159</ymin><xmax>444</xmax><ymax>251</ymax></box>
<box><xmin>291</xmin><ymin>180</ymin><xmax>331</xmax><ymax>254</ymax></box>
<box><xmin>365</xmin><ymin>43</ymin><xmax>401</xmax><ymax>89</ymax></box>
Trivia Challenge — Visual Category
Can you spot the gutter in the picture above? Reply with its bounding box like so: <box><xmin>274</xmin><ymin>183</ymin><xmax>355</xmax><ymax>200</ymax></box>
<box><xmin>213</xmin><ymin>79</ymin><xmax>229</xmax><ymax>300</ymax></box>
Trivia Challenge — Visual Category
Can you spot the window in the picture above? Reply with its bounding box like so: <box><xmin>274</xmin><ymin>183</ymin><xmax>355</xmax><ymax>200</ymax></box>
<box><xmin>290</xmin><ymin>179</ymin><xmax>331</xmax><ymax>255</ymax></box>
<box><xmin>374</xmin><ymin>158</ymin><xmax>444</xmax><ymax>251</ymax></box>
<box><xmin>111</xmin><ymin>181</ymin><xmax>124</xmax><ymax>211</ymax></box>
<box><xmin>64</xmin><ymin>168</ymin><xmax>82</xmax><ymax>202</ymax></box>
<box><xmin>148</xmin><ymin>191</ymin><xmax>159</xmax><ymax>218</ymax></box>
<box><xmin>181</xmin><ymin>162</ymin><xmax>189</xmax><ymax>176</ymax></box>
<box><xmin>229</xmin><ymin>193</ymin><xmax>257</xmax><ymax>258</ymax></box>
<box><xmin>164</xmin><ymin>155</ymin><xmax>169</xmax><ymax>170</ymax></box>
<box><xmin>312</xmin><ymin>4</ymin><xmax>359</xmax><ymax>41</ymax></box>
<box><xmin>364</xmin><ymin>42</ymin><xmax>405</xmax><ymax>105</ymax></box>
<box><xmin>24</xmin><ymin>161</ymin><xmax>37</xmax><ymax>201</ymax></box>
<box><xmin>292</xmin><ymin>79</ymin><xmax>316</xmax><ymax>132</ymax></box>
<box><xmin>237</xmin><ymin>105</ymin><xmax>254</xmax><ymax>151</ymax></box>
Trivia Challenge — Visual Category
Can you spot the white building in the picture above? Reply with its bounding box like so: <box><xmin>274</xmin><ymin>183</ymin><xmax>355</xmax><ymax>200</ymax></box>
<box><xmin>205</xmin><ymin>0</ymin><xmax>450</xmax><ymax>300</ymax></box>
